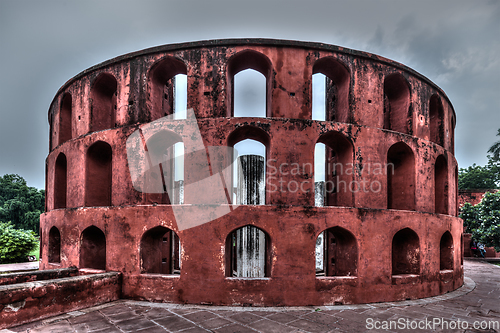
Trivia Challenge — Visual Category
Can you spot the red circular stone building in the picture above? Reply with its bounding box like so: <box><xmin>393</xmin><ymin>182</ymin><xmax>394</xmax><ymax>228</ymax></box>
<box><xmin>40</xmin><ymin>39</ymin><xmax>462</xmax><ymax>306</ymax></box>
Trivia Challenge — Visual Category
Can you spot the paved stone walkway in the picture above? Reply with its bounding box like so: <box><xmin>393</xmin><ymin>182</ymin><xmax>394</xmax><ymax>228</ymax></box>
<box><xmin>3</xmin><ymin>259</ymin><xmax>500</xmax><ymax>333</ymax></box>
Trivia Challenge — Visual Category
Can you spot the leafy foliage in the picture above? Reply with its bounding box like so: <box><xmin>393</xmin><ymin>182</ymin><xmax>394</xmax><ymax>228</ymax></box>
<box><xmin>488</xmin><ymin>128</ymin><xmax>500</xmax><ymax>163</ymax></box>
<box><xmin>0</xmin><ymin>221</ymin><xmax>38</xmax><ymax>264</ymax></box>
<box><xmin>0</xmin><ymin>174</ymin><xmax>44</xmax><ymax>234</ymax></box>
<box><xmin>458</xmin><ymin>163</ymin><xmax>498</xmax><ymax>190</ymax></box>
<box><xmin>460</xmin><ymin>191</ymin><xmax>500</xmax><ymax>252</ymax></box>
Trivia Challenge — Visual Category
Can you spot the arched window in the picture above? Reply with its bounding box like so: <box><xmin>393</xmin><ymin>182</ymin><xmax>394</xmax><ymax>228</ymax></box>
<box><xmin>85</xmin><ymin>141</ymin><xmax>112</xmax><ymax>207</ymax></box>
<box><xmin>90</xmin><ymin>73</ymin><xmax>117</xmax><ymax>132</ymax></box>
<box><xmin>148</xmin><ymin>57</ymin><xmax>188</xmax><ymax>121</ymax></box>
<box><xmin>228</xmin><ymin>126</ymin><xmax>270</xmax><ymax>205</ymax></box>
<box><xmin>440</xmin><ymin>231</ymin><xmax>454</xmax><ymax>271</ymax></box>
<box><xmin>233</xmin><ymin>139</ymin><xmax>266</xmax><ymax>205</ymax></box>
<box><xmin>383</xmin><ymin>74</ymin><xmax>410</xmax><ymax>134</ymax></box>
<box><xmin>228</xmin><ymin>50</ymin><xmax>272</xmax><ymax>117</ymax></box>
<box><xmin>316</xmin><ymin>132</ymin><xmax>354</xmax><ymax>207</ymax></box>
<box><xmin>315</xmin><ymin>227</ymin><xmax>357</xmax><ymax>277</ymax></box>
<box><xmin>312</xmin><ymin>58</ymin><xmax>350</xmax><ymax>122</ymax></box>
<box><xmin>429</xmin><ymin>94</ymin><xmax>444</xmax><ymax>146</ymax></box>
<box><xmin>387</xmin><ymin>142</ymin><xmax>415</xmax><ymax>210</ymax></box>
<box><xmin>435</xmin><ymin>155</ymin><xmax>448</xmax><ymax>214</ymax></box>
<box><xmin>54</xmin><ymin>153</ymin><xmax>67</xmax><ymax>209</ymax></box>
<box><xmin>234</xmin><ymin>69</ymin><xmax>266</xmax><ymax>117</ymax></box>
<box><xmin>48</xmin><ymin>226</ymin><xmax>61</xmax><ymax>264</ymax></box>
<box><xmin>140</xmin><ymin>226</ymin><xmax>181</xmax><ymax>274</ymax></box>
<box><xmin>59</xmin><ymin>93</ymin><xmax>72</xmax><ymax>145</ymax></box>
<box><xmin>392</xmin><ymin>228</ymin><xmax>420</xmax><ymax>275</ymax></box>
<box><xmin>144</xmin><ymin>130</ymin><xmax>184</xmax><ymax>204</ymax></box>
<box><xmin>80</xmin><ymin>226</ymin><xmax>106</xmax><ymax>270</ymax></box>
<box><xmin>225</xmin><ymin>225</ymin><xmax>271</xmax><ymax>277</ymax></box>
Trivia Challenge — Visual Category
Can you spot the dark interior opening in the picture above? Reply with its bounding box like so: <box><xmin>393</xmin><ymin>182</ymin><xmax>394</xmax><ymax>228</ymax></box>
<box><xmin>48</xmin><ymin>226</ymin><xmax>61</xmax><ymax>263</ymax></box>
<box><xmin>387</xmin><ymin>142</ymin><xmax>415</xmax><ymax>210</ymax></box>
<box><xmin>85</xmin><ymin>141</ymin><xmax>112</xmax><ymax>207</ymax></box>
<box><xmin>80</xmin><ymin>226</ymin><xmax>106</xmax><ymax>270</ymax></box>
<box><xmin>392</xmin><ymin>228</ymin><xmax>420</xmax><ymax>275</ymax></box>
<box><xmin>90</xmin><ymin>73</ymin><xmax>117</xmax><ymax>132</ymax></box>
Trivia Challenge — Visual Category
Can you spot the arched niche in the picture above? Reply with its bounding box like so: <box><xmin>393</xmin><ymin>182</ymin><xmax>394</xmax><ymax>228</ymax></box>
<box><xmin>227</xmin><ymin>50</ymin><xmax>272</xmax><ymax>117</ymax></box>
<box><xmin>387</xmin><ymin>142</ymin><xmax>415</xmax><ymax>211</ymax></box>
<box><xmin>312</xmin><ymin>57</ymin><xmax>350</xmax><ymax>123</ymax></box>
<box><xmin>148</xmin><ymin>56</ymin><xmax>188</xmax><ymax>121</ymax></box>
<box><xmin>90</xmin><ymin>73</ymin><xmax>117</xmax><ymax>132</ymax></box>
<box><xmin>383</xmin><ymin>73</ymin><xmax>410</xmax><ymax>134</ymax></box>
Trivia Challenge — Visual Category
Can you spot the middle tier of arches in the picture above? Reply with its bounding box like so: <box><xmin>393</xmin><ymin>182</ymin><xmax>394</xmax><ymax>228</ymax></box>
<box><xmin>47</xmin><ymin>119</ymin><xmax>458</xmax><ymax>216</ymax></box>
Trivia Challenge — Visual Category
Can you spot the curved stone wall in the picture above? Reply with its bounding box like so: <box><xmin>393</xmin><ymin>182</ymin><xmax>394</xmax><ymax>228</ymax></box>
<box><xmin>40</xmin><ymin>39</ymin><xmax>462</xmax><ymax>306</ymax></box>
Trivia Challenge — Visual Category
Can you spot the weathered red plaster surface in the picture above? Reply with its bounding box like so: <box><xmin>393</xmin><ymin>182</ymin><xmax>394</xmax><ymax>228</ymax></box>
<box><xmin>40</xmin><ymin>39</ymin><xmax>462</xmax><ymax>306</ymax></box>
<box><xmin>0</xmin><ymin>272</ymin><xmax>121</xmax><ymax>329</ymax></box>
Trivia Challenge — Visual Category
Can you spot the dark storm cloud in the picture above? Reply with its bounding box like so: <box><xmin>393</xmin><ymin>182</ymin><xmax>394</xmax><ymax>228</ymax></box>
<box><xmin>0</xmin><ymin>0</ymin><xmax>498</xmax><ymax>189</ymax></box>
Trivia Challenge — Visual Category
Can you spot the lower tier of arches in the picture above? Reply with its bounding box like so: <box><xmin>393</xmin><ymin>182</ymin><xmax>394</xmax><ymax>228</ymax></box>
<box><xmin>40</xmin><ymin>205</ymin><xmax>463</xmax><ymax>306</ymax></box>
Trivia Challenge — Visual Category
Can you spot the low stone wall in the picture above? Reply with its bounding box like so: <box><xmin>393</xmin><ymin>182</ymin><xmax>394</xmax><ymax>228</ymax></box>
<box><xmin>0</xmin><ymin>267</ymin><xmax>78</xmax><ymax>286</ymax></box>
<box><xmin>0</xmin><ymin>271</ymin><xmax>121</xmax><ymax>329</ymax></box>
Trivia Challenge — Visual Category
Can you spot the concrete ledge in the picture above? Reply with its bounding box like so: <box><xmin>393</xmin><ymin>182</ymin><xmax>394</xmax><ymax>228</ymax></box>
<box><xmin>0</xmin><ymin>262</ymin><xmax>39</xmax><ymax>274</ymax></box>
<box><xmin>0</xmin><ymin>267</ymin><xmax>78</xmax><ymax>286</ymax></box>
<box><xmin>0</xmin><ymin>272</ymin><xmax>121</xmax><ymax>329</ymax></box>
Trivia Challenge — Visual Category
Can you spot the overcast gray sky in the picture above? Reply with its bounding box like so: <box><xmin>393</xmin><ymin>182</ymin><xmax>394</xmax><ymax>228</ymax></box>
<box><xmin>0</xmin><ymin>0</ymin><xmax>499</xmax><ymax>189</ymax></box>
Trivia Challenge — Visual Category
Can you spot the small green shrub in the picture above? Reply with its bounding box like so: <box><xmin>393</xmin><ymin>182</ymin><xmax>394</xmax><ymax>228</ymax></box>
<box><xmin>0</xmin><ymin>221</ymin><xmax>38</xmax><ymax>264</ymax></box>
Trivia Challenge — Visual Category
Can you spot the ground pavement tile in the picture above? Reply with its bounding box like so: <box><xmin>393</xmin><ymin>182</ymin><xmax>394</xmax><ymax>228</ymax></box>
<box><xmin>248</xmin><ymin>318</ymin><xmax>303</xmax><ymax>333</ymax></box>
<box><xmin>7</xmin><ymin>320</ymin><xmax>45</xmax><ymax>332</ymax></box>
<box><xmin>98</xmin><ymin>303</ymin><xmax>133</xmax><ymax>315</ymax></box>
<box><xmin>386</xmin><ymin>307</ymin><xmax>429</xmax><ymax>320</ymax></box>
<box><xmin>70</xmin><ymin>319</ymin><xmax>116</xmax><ymax>333</ymax></box>
<box><xmin>286</xmin><ymin>318</ymin><xmax>331</xmax><ymax>333</ymax></box>
<box><xmin>134</xmin><ymin>326</ymin><xmax>168</xmax><ymax>333</ymax></box>
<box><xmin>426</xmin><ymin>304</ymin><xmax>471</xmax><ymax>317</ymax></box>
<box><xmin>198</xmin><ymin>316</ymin><xmax>233</xmax><ymax>330</ymax></box>
<box><xmin>263</xmin><ymin>312</ymin><xmax>299</xmax><ymax>324</ymax></box>
<box><xmin>280</xmin><ymin>310</ymin><xmax>314</xmax><ymax>317</ymax></box>
<box><xmin>140</xmin><ymin>307</ymin><xmax>177</xmax><ymax>320</ymax></box>
<box><xmin>356</xmin><ymin>308</ymin><xmax>396</xmax><ymax>321</ymax></box>
<box><xmin>176</xmin><ymin>327</ymin><xmax>211</xmax><ymax>333</ymax></box>
<box><xmin>182</xmin><ymin>310</ymin><xmax>219</xmax><ymax>323</ymax></box>
<box><xmin>154</xmin><ymin>315</ymin><xmax>197</xmax><ymax>331</ymax></box>
<box><xmin>333</xmin><ymin>317</ymin><xmax>376</xmax><ymax>332</ymax></box>
<box><xmin>113</xmin><ymin>317</ymin><xmax>159</xmax><ymax>332</ymax></box>
<box><xmin>29</xmin><ymin>322</ymin><xmax>75</xmax><ymax>333</ymax></box>
<box><xmin>229</xmin><ymin>312</ymin><xmax>266</xmax><ymax>325</ymax></box>
<box><xmin>254</xmin><ymin>311</ymin><xmax>278</xmax><ymax>317</ymax></box>
<box><xmin>331</xmin><ymin>309</ymin><xmax>371</xmax><ymax>322</ymax></box>
<box><xmin>67</xmin><ymin>311</ymin><xmax>107</xmax><ymax>325</ymax></box>
<box><xmin>213</xmin><ymin>323</ymin><xmax>258</xmax><ymax>333</ymax></box>
<box><xmin>209</xmin><ymin>310</ymin><xmax>239</xmax><ymax>317</ymax></box>
<box><xmin>300</xmin><ymin>312</ymin><xmax>341</xmax><ymax>326</ymax></box>
<box><xmin>84</xmin><ymin>326</ymin><xmax>123</xmax><ymax>333</ymax></box>
<box><xmin>169</xmin><ymin>308</ymin><xmax>201</xmax><ymax>315</ymax></box>
<box><xmin>104</xmin><ymin>310</ymin><xmax>142</xmax><ymax>323</ymax></box>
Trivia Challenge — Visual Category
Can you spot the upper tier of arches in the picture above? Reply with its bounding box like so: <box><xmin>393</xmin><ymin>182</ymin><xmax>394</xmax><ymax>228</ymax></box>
<box><xmin>48</xmin><ymin>40</ymin><xmax>455</xmax><ymax>153</ymax></box>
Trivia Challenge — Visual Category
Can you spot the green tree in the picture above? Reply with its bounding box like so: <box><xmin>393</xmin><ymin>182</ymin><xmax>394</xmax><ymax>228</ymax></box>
<box><xmin>458</xmin><ymin>164</ymin><xmax>498</xmax><ymax>190</ymax></box>
<box><xmin>0</xmin><ymin>174</ymin><xmax>45</xmax><ymax>234</ymax></box>
<box><xmin>460</xmin><ymin>191</ymin><xmax>500</xmax><ymax>252</ymax></box>
<box><xmin>488</xmin><ymin>128</ymin><xmax>500</xmax><ymax>163</ymax></box>
<box><xmin>0</xmin><ymin>221</ymin><xmax>38</xmax><ymax>264</ymax></box>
